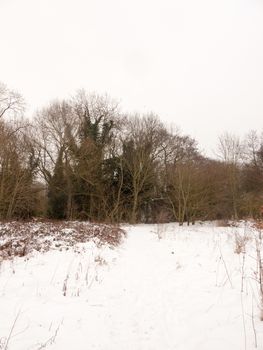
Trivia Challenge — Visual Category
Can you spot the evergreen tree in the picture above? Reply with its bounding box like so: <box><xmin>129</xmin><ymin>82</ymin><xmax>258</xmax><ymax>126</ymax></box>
<box><xmin>47</xmin><ymin>149</ymin><xmax>68</xmax><ymax>219</ymax></box>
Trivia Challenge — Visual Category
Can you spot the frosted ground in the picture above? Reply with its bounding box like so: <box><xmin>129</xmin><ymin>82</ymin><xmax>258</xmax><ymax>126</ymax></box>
<box><xmin>0</xmin><ymin>222</ymin><xmax>262</xmax><ymax>349</ymax></box>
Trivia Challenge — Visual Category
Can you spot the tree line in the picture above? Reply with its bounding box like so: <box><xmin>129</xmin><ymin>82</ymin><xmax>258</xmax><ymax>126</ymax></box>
<box><xmin>0</xmin><ymin>82</ymin><xmax>262</xmax><ymax>224</ymax></box>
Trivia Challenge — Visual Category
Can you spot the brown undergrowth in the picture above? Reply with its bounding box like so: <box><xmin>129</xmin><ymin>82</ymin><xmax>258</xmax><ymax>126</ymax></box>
<box><xmin>0</xmin><ymin>220</ymin><xmax>125</xmax><ymax>260</ymax></box>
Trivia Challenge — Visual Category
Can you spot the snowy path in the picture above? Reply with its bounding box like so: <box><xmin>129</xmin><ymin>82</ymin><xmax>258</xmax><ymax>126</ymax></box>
<box><xmin>0</xmin><ymin>224</ymin><xmax>262</xmax><ymax>349</ymax></box>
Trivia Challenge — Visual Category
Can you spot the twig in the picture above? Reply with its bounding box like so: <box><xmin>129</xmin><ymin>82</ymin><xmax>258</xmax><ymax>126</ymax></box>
<box><xmin>240</xmin><ymin>292</ymin><xmax>247</xmax><ymax>350</ymax></box>
<box><xmin>219</xmin><ymin>245</ymin><xmax>233</xmax><ymax>288</ymax></box>
<box><xmin>36</xmin><ymin>323</ymin><xmax>61</xmax><ymax>349</ymax></box>
<box><xmin>241</xmin><ymin>253</ymin><xmax>246</xmax><ymax>293</ymax></box>
<box><xmin>251</xmin><ymin>297</ymin><xmax>258</xmax><ymax>348</ymax></box>
<box><xmin>4</xmin><ymin>309</ymin><xmax>21</xmax><ymax>350</ymax></box>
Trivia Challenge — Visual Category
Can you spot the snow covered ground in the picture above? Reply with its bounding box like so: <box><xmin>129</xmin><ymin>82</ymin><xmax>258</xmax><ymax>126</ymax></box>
<box><xmin>0</xmin><ymin>222</ymin><xmax>262</xmax><ymax>349</ymax></box>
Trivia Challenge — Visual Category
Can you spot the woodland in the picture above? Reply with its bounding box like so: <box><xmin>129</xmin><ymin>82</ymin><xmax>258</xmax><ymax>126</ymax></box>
<box><xmin>1</xmin><ymin>82</ymin><xmax>262</xmax><ymax>224</ymax></box>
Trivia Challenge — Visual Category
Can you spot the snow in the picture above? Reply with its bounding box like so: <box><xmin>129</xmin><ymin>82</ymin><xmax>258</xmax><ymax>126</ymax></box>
<box><xmin>0</xmin><ymin>222</ymin><xmax>262</xmax><ymax>349</ymax></box>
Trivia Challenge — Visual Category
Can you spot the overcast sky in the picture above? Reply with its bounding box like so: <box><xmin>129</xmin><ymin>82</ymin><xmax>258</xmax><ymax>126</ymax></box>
<box><xmin>0</xmin><ymin>0</ymin><xmax>263</xmax><ymax>155</ymax></box>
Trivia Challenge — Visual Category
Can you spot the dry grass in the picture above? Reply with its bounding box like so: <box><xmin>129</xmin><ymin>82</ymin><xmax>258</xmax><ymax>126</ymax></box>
<box><xmin>252</xmin><ymin>220</ymin><xmax>263</xmax><ymax>321</ymax></box>
<box><xmin>234</xmin><ymin>232</ymin><xmax>250</xmax><ymax>254</ymax></box>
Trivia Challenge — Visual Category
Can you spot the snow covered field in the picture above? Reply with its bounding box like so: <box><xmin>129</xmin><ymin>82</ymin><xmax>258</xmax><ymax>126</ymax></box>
<box><xmin>0</xmin><ymin>222</ymin><xmax>262</xmax><ymax>349</ymax></box>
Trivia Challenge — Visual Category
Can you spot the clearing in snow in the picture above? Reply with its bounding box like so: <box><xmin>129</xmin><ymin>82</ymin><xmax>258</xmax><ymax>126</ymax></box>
<box><xmin>0</xmin><ymin>222</ymin><xmax>262</xmax><ymax>349</ymax></box>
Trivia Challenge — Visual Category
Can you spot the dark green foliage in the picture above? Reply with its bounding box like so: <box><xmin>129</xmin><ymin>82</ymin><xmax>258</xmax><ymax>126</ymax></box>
<box><xmin>47</xmin><ymin>150</ymin><xmax>68</xmax><ymax>219</ymax></box>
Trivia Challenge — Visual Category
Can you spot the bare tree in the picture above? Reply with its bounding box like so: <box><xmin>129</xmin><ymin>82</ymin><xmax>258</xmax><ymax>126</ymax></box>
<box><xmin>217</xmin><ymin>133</ymin><xmax>243</xmax><ymax>220</ymax></box>
<box><xmin>161</xmin><ymin>131</ymin><xmax>202</xmax><ymax>225</ymax></box>
<box><xmin>121</xmin><ymin>114</ymin><xmax>167</xmax><ymax>223</ymax></box>
<box><xmin>241</xmin><ymin>130</ymin><xmax>263</xmax><ymax>217</ymax></box>
<box><xmin>0</xmin><ymin>82</ymin><xmax>25</xmax><ymax>119</ymax></box>
<box><xmin>0</xmin><ymin>119</ymin><xmax>38</xmax><ymax>219</ymax></box>
<box><xmin>33</xmin><ymin>100</ymin><xmax>79</xmax><ymax>218</ymax></box>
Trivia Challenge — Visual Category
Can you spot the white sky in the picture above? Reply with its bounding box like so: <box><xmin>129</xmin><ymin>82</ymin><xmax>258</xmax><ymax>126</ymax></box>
<box><xmin>0</xmin><ymin>0</ymin><xmax>263</xmax><ymax>155</ymax></box>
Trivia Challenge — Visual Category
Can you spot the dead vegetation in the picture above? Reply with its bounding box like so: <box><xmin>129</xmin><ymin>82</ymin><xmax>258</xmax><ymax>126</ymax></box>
<box><xmin>216</xmin><ymin>219</ymin><xmax>231</xmax><ymax>227</ymax></box>
<box><xmin>0</xmin><ymin>220</ymin><xmax>125</xmax><ymax>260</ymax></box>
<box><xmin>234</xmin><ymin>231</ymin><xmax>251</xmax><ymax>254</ymax></box>
<box><xmin>253</xmin><ymin>220</ymin><xmax>263</xmax><ymax>321</ymax></box>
